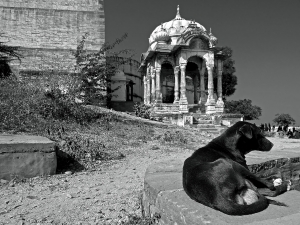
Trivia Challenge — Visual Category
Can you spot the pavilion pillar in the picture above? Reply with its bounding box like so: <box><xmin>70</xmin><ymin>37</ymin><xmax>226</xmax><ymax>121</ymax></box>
<box><xmin>205</xmin><ymin>62</ymin><xmax>216</xmax><ymax>114</ymax></box>
<box><xmin>151</xmin><ymin>67</ymin><xmax>156</xmax><ymax>103</ymax></box>
<box><xmin>173</xmin><ymin>66</ymin><xmax>180</xmax><ymax>104</ymax></box>
<box><xmin>198</xmin><ymin>63</ymin><xmax>206</xmax><ymax>106</ymax></box>
<box><xmin>146</xmin><ymin>67</ymin><xmax>151</xmax><ymax>105</ymax></box>
<box><xmin>179</xmin><ymin>63</ymin><xmax>188</xmax><ymax>113</ymax></box>
<box><xmin>143</xmin><ymin>75</ymin><xmax>147</xmax><ymax>104</ymax></box>
<box><xmin>216</xmin><ymin>69</ymin><xmax>224</xmax><ymax>113</ymax></box>
<box><xmin>155</xmin><ymin>67</ymin><xmax>162</xmax><ymax>103</ymax></box>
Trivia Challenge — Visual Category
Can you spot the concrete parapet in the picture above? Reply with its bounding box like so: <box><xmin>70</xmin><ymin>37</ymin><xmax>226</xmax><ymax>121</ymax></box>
<box><xmin>0</xmin><ymin>135</ymin><xmax>56</xmax><ymax>180</ymax></box>
<box><xmin>143</xmin><ymin>149</ymin><xmax>300</xmax><ymax>224</ymax></box>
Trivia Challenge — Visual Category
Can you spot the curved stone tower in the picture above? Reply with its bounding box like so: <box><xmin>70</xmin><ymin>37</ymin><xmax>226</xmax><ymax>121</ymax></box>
<box><xmin>0</xmin><ymin>0</ymin><xmax>104</xmax><ymax>74</ymax></box>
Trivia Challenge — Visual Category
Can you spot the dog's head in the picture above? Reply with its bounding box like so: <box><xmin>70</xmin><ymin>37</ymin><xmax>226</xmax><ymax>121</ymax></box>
<box><xmin>223</xmin><ymin>121</ymin><xmax>273</xmax><ymax>156</ymax></box>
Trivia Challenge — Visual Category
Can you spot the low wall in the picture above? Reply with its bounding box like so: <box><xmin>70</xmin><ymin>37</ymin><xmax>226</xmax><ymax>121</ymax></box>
<box><xmin>110</xmin><ymin>101</ymin><xmax>137</xmax><ymax>112</ymax></box>
<box><xmin>0</xmin><ymin>135</ymin><xmax>56</xmax><ymax>180</ymax></box>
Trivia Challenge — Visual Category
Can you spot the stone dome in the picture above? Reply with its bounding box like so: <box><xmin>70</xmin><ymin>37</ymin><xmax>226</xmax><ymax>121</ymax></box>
<box><xmin>153</xmin><ymin>24</ymin><xmax>170</xmax><ymax>43</ymax></box>
<box><xmin>149</xmin><ymin>5</ymin><xmax>207</xmax><ymax>45</ymax></box>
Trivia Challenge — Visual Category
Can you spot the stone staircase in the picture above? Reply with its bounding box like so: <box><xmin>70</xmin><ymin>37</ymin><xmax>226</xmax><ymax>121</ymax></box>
<box><xmin>188</xmin><ymin>114</ymin><xmax>226</xmax><ymax>134</ymax></box>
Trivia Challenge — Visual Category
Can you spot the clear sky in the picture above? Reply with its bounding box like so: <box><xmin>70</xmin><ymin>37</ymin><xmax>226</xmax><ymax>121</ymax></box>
<box><xmin>105</xmin><ymin>0</ymin><xmax>300</xmax><ymax>125</ymax></box>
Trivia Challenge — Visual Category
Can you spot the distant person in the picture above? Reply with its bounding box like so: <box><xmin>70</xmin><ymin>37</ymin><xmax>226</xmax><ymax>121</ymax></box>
<box><xmin>287</xmin><ymin>129</ymin><xmax>293</xmax><ymax>138</ymax></box>
<box><xmin>292</xmin><ymin>127</ymin><xmax>296</xmax><ymax>133</ymax></box>
<box><xmin>268</xmin><ymin>123</ymin><xmax>271</xmax><ymax>132</ymax></box>
<box><xmin>264</xmin><ymin>123</ymin><xmax>269</xmax><ymax>132</ymax></box>
<box><xmin>294</xmin><ymin>130</ymin><xmax>300</xmax><ymax>139</ymax></box>
<box><xmin>277</xmin><ymin>125</ymin><xmax>283</xmax><ymax>132</ymax></box>
<box><xmin>284</xmin><ymin>125</ymin><xmax>289</xmax><ymax>133</ymax></box>
<box><xmin>272</xmin><ymin>125</ymin><xmax>275</xmax><ymax>132</ymax></box>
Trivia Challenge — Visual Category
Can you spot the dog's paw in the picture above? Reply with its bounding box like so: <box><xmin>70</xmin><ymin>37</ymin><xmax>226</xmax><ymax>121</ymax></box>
<box><xmin>273</xmin><ymin>178</ymin><xmax>282</xmax><ymax>187</ymax></box>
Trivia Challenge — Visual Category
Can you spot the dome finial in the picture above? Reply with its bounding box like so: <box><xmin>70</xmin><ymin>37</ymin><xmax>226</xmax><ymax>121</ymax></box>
<box><xmin>175</xmin><ymin>5</ymin><xmax>181</xmax><ymax>19</ymax></box>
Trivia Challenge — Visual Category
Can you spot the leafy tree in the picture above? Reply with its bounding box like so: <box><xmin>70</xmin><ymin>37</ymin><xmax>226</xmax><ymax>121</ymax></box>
<box><xmin>224</xmin><ymin>99</ymin><xmax>262</xmax><ymax>120</ymax></box>
<box><xmin>74</xmin><ymin>33</ymin><xmax>133</xmax><ymax>105</ymax></box>
<box><xmin>0</xmin><ymin>33</ymin><xmax>22</xmax><ymax>78</ymax></box>
<box><xmin>212</xmin><ymin>46</ymin><xmax>237</xmax><ymax>100</ymax></box>
<box><xmin>273</xmin><ymin>113</ymin><xmax>296</xmax><ymax>126</ymax></box>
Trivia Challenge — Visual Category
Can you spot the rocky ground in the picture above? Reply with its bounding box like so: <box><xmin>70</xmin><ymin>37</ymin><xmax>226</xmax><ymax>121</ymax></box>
<box><xmin>1</xmin><ymin>129</ymin><xmax>300</xmax><ymax>225</ymax></box>
<box><xmin>0</xmin><ymin>133</ymin><xmax>198</xmax><ymax>225</ymax></box>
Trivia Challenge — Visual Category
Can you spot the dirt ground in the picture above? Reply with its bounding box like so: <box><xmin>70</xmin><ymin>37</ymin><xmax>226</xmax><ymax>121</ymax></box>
<box><xmin>1</xmin><ymin>135</ymin><xmax>300</xmax><ymax>225</ymax></box>
<box><xmin>0</xmin><ymin>137</ymin><xmax>195</xmax><ymax>225</ymax></box>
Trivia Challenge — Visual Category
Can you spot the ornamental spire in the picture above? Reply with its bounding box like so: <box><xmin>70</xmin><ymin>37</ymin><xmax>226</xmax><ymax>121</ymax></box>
<box><xmin>175</xmin><ymin>5</ymin><xmax>182</xmax><ymax>20</ymax></box>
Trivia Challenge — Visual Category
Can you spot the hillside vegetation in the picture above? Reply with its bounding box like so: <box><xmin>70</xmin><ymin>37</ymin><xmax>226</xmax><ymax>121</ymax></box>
<box><xmin>0</xmin><ymin>76</ymin><xmax>211</xmax><ymax>173</ymax></box>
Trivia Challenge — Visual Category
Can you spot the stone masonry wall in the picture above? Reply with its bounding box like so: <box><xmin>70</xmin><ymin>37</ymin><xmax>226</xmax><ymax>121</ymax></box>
<box><xmin>0</xmin><ymin>0</ymin><xmax>105</xmax><ymax>73</ymax></box>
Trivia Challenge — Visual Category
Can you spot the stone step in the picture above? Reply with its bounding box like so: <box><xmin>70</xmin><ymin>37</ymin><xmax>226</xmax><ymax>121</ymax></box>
<box><xmin>195</xmin><ymin>120</ymin><xmax>213</xmax><ymax>124</ymax></box>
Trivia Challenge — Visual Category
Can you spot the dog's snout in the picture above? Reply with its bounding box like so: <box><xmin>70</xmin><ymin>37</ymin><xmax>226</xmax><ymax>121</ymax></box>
<box><xmin>267</xmin><ymin>139</ymin><xmax>274</xmax><ymax>149</ymax></box>
<box><xmin>257</xmin><ymin>138</ymin><xmax>274</xmax><ymax>151</ymax></box>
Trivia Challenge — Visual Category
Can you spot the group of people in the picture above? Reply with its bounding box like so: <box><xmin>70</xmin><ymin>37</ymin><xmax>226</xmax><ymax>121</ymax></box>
<box><xmin>256</xmin><ymin>123</ymin><xmax>300</xmax><ymax>139</ymax></box>
<box><xmin>258</xmin><ymin>123</ymin><xmax>275</xmax><ymax>132</ymax></box>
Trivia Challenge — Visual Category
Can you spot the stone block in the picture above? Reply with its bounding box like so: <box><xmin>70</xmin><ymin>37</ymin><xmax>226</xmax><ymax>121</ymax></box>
<box><xmin>0</xmin><ymin>135</ymin><xmax>56</xmax><ymax>180</ymax></box>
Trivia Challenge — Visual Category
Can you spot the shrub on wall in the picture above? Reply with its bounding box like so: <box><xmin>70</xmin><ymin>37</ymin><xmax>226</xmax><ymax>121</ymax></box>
<box><xmin>0</xmin><ymin>74</ymin><xmax>100</xmax><ymax>132</ymax></box>
<box><xmin>0</xmin><ymin>75</ymin><xmax>127</xmax><ymax>171</ymax></box>
<box><xmin>133</xmin><ymin>103</ymin><xmax>152</xmax><ymax>119</ymax></box>
<box><xmin>74</xmin><ymin>33</ymin><xmax>133</xmax><ymax>105</ymax></box>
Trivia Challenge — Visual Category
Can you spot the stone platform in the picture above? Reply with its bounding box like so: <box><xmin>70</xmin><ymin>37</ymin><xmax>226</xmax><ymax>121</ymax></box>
<box><xmin>142</xmin><ymin>146</ymin><xmax>300</xmax><ymax>224</ymax></box>
<box><xmin>0</xmin><ymin>135</ymin><xmax>57</xmax><ymax>181</ymax></box>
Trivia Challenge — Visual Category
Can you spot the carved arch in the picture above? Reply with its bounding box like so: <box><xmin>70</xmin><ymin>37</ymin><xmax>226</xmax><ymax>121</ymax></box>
<box><xmin>187</xmin><ymin>55</ymin><xmax>202</xmax><ymax>69</ymax></box>
<box><xmin>155</xmin><ymin>54</ymin><xmax>175</xmax><ymax>69</ymax></box>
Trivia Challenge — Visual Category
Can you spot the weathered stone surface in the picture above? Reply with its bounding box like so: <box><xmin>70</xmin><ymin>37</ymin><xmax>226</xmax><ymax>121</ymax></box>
<box><xmin>156</xmin><ymin>190</ymin><xmax>300</xmax><ymax>225</ymax></box>
<box><xmin>0</xmin><ymin>135</ymin><xmax>56</xmax><ymax>180</ymax></box>
<box><xmin>0</xmin><ymin>135</ymin><xmax>55</xmax><ymax>153</ymax></box>
<box><xmin>143</xmin><ymin>148</ymin><xmax>300</xmax><ymax>224</ymax></box>
<box><xmin>0</xmin><ymin>0</ymin><xmax>105</xmax><ymax>73</ymax></box>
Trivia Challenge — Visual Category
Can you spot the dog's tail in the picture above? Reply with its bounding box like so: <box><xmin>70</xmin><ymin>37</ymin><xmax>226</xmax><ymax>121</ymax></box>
<box><xmin>213</xmin><ymin>195</ymin><xmax>270</xmax><ymax>216</ymax></box>
<box><xmin>268</xmin><ymin>199</ymin><xmax>288</xmax><ymax>207</ymax></box>
<box><xmin>213</xmin><ymin>195</ymin><xmax>288</xmax><ymax>215</ymax></box>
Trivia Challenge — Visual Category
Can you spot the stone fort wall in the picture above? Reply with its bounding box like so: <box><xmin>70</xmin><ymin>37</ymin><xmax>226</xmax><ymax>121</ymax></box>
<box><xmin>0</xmin><ymin>0</ymin><xmax>105</xmax><ymax>73</ymax></box>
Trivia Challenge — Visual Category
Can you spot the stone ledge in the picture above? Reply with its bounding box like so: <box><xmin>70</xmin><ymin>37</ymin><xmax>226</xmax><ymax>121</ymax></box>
<box><xmin>142</xmin><ymin>151</ymin><xmax>300</xmax><ymax>225</ymax></box>
<box><xmin>0</xmin><ymin>135</ymin><xmax>55</xmax><ymax>153</ymax></box>
<box><xmin>0</xmin><ymin>135</ymin><xmax>56</xmax><ymax>180</ymax></box>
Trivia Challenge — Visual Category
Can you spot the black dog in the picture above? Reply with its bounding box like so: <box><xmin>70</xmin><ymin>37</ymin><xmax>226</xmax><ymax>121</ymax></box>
<box><xmin>183</xmin><ymin>121</ymin><xmax>290</xmax><ymax>215</ymax></box>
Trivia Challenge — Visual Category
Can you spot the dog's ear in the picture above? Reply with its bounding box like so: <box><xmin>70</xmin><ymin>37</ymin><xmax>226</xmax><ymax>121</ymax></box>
<box><xmin>239</xmin><ymin>124</ymin><xmax>253</xmax><ymax>139</ymax></box>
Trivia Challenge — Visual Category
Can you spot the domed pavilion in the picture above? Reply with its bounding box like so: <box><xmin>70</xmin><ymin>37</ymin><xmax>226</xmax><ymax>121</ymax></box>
<box><xmin>139</xmin><ymin>5</ymin><xmax>226</xmax><ymax>115</ymax></box>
